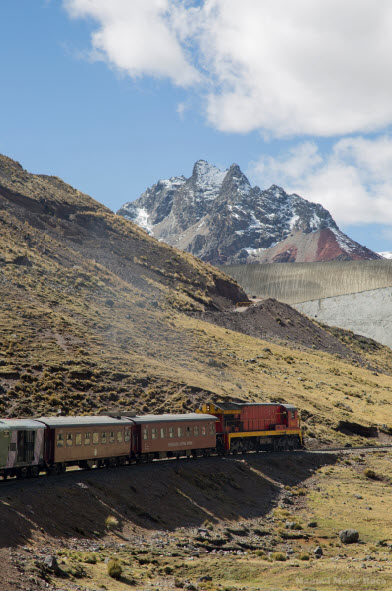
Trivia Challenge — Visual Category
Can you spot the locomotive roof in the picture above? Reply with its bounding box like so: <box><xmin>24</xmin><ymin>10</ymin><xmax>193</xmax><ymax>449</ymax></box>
<box><xmin>129</xmin><ymin>413</ymin><xmax>217</xmax><ymax>424</ymax></box>
<box><xmin>0</xmin><ymin>419</ymin><xmax>45</xmax><ymax>431</ymax></box>
<box><xmin>36</xmin><ymin>416</ymin><xmax>133</xmax><ymax>428</ymax></box>
<box><xmin>211</xmin><ymin>402</ymin><xmax>296</xmax><ymax>411</ymax></box>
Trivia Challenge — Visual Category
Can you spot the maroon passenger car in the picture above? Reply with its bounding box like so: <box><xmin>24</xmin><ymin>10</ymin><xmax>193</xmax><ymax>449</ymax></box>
<box><xmin>127</xmin><ymin>413</ymin><xmax>217</xmax><ymax>460</ymax></box>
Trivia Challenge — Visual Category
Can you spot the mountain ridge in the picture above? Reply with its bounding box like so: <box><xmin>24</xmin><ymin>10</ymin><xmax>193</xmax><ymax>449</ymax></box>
<box><xmin>118</xmin><ymin>160</ymin><xmax>381</xmax><ymax>265</ymax></box>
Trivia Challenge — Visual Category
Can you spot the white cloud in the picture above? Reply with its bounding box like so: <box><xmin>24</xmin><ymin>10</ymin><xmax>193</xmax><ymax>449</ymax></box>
<box><xmin>248</xmin><ymin>136</ymin><xmax>392</xmax><ymax>226</ymax></box>
<box><xmin>201</xmin><ymin>0</ymin><xmax>392</xmax><ymax>137</ymax></box>
<box><xmin>64</xmin><ymin>0</ymin><xmax>392</xmax><ymax>137</ymax></box>
<box><xmin>63</xmin><ymin>0</ymin><xmax>200</xmax><ymax>86</ymax></box>
<box><xmin>176</xmin><ymin>101</ymin><xmax>188</xmax><ymax>119</ymax></box>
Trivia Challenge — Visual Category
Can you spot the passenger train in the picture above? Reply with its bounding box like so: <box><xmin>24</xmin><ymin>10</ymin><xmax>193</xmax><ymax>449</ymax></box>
<box><xmin>0</xmin><ymin>402</ymin><xmax>303</xmax><ymax>479</ymax></box>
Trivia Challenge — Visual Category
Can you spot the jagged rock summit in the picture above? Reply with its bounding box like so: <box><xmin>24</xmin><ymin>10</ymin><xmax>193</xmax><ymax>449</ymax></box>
<box><xmin>117</xmin><ymin>160</ymin><xmax>380</xmax><ymax>265</ymax></box>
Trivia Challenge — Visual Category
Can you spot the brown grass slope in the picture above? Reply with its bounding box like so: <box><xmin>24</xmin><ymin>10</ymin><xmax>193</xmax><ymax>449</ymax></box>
<box><xmin>0</xmin><ymin>154</ymin><xmax>391</xmax><ymax>444</ymax></box>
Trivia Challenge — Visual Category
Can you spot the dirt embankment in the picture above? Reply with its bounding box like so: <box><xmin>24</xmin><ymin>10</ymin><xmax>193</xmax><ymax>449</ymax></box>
<box><xmin>0</xmin><ymin>452</ymin><xmax>335</xmax><ymax>590</ymax></box>
<box><xmin>194</xmin><ymin>298</ymin><xmax>382</xmax><ymax>368</ymax></box>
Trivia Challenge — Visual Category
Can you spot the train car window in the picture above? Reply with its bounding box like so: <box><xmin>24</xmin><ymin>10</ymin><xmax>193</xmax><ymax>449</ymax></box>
<box><xmin>3</xmin><ymin>431</ymin><xmax>9</xmax><ymax>437</ymax></box>
<box><xmin>124</xmin><ymin>429</ymin><xmax>130</xmax><ymax>442</ymax></box>
<box><xmin>151</xmin><ymin>428</ymin><xmax>158</xmax><ymax>440</ymax></box>
<box><xmin>85</xmin><ymin>432</ymin><xmax>91</xmax><ymax>445</ymax></box>
<box><xmin>194</xmin><ymin>426</ymin><xmax>199</xmax><ymax>436</ymax></box>
<box><xmin>117</xmin><ymin>431</ymin><xmax>123</xmax><ymax>443</ymax></box>
<box><xmin>186</xmin><ymin>426</ymin><xmax>191</xmax><ymax>437</ymax></box>
<box><xmin>57</xmin><ymin>434</ymin><xmax>64</xmax><ymax>447</ymax></box>
<box><xmin>169</xmin><ymin>427</ymin><xmax>174</xmax><ymax>438</ymax></box>
<box><xmin>93</xmin><ymin>432</ymin><xmax>99</xmax><ymax>444</ymax></box>
<box><xmin>109</xmin><ymin>431</ymin><xmax>115</xmax><ymax>443</ymax></box>
<box><xmin>75</xmin><ymin>433</ymin><xmax>82</xmax><ymax>446</ymax></box>
<box><xmin>160</xmin><ymin>428</ymin><xmax>166</xmax><ymax>439</ymax></box>
<box><xmin>209</xmin><ymin>423</ymin><xmax>215</xmax><ymax>434</ymax></box>
<box><xmin>201</xmin><ymin>426</ymin><xmax>206</xmax><ymax>436</ymax></box>
<box><xmin>143</xmin><ymin>428</ymin><xmax>149</xmax><ymax>440</ymax></box>
<box><xmin>101</xmin><ymin>432</ymin><xmax>107</xmax><ymax>444</ymax></box>
<box><xmin>9</xmin><ymin>443</ymin><xmax>16</xmax><ymax>452</ymax></box>
<box><xmin>177</xmin><ymin>427</ymin><xmax>183</xmax><ymax>437</ymax></box>
<box><xmin>66</xmin><ymin>433</ymin><xmax>73</xmax><ymax>447</ymax></box>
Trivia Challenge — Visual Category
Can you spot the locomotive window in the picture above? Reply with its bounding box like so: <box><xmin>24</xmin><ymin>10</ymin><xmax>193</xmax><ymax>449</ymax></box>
<box><xmin>101</xmin><ymin>432</ymin><xmax>107</xmax><ymax>444</ymax></box>
<box><xmin>177</xmin><ymin>427</ymin><xmax>183</xmax><ymax>437</ymax></box>
<box><xmin>194</xmin><ymin>426</ymin><xmax>199</xmax><ymax>436</ymax></box>
<box><xmin>160</xmin><ymin>428</ymin><xmax>166</xmax><ymax>439</ymax></box>
<box><xmin>143</xmin><ymin>428</ymin><xmax>149</xmax><ymax>440</ymax></box>
<box><xmin>201</xmin><ymin>426</ymin><xmax>206</xmax><ymax>436</ymax></box>
<box><xmin>151</xmin><ymin>428</ymin><xmax>158</xmax><ymax>440</ymax></box>
<box><xmin>57</xmin><ymin>434</ymin><xmax>64</xmax><ymax>447</ymax></box>
<box><xmin>117</xmin><ymin>431</ymin><xmax>123</xmax><ymax>443</ymax></box>
<box><xmin>168</xmin><ymin>427</ymin><xmax>174</xmax><ymax>438</ymax></box>
<box><xmin>291</xmin><ymin>410</ymin><xmax>295</xmax><ymax>419</ymax></box>
<box><xmin>124</xmin><ymin>430</ymin><xmax>130</xmax><ymax>442</ymax></box>
<box><xmin>66</xmin><ymin>433</ymin><xmax>73</xmax><ymax>447</ymax></box>
<box><xmin>85</xmin><ymin>433</ymin><xmax>91</xmax><ymax>445</ymax></box>
<box><xmin>93</xmin><ymin>432</ymin><xmax>99</xmax><ymax>444</ymax></box>
<box><xmin>75</xmin><ymin>433</ymin><xmax>82</xmax><ymax>446</ymax></box>
<box><xmin>109</xmin><ymin>431</ymin><xmax>115</xmax><ymax>443</ymax></box>
<box><xmin>186</xmin><ymin>426</ymin><xmax>191</xmax><ymax>437</ymax></box>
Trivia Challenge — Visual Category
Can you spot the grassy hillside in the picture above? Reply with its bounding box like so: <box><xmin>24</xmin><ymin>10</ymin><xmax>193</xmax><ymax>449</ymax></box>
<box><xmin>0</xmin><ymin>154</ymin><xmax>391</xmax><ymax>445</ymax></box>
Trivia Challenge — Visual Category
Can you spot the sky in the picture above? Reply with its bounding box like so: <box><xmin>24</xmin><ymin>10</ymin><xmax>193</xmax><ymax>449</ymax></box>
<box><xmin>1</xmin><ymin>1</ymin><xmax>392</xmax><ymax>252</ymax></box>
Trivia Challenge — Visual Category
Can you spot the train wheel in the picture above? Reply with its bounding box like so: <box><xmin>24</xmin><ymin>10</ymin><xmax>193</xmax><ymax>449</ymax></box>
<box><xmin>30</xmin><ymin>466</ymin><xmax>39</xmax><ymax>478</ymax></box>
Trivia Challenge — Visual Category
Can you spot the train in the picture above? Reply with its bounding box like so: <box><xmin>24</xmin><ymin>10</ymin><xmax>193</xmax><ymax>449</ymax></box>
<box><xmin>0</xmin><ymin>401</ymin><xmax>303</xmax><ymax>479</ymax></box>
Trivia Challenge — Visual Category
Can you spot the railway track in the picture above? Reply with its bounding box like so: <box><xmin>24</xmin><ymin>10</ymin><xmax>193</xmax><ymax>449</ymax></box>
<box><xmin>0</xmin><ymin>443</ymin><xmax>390</xmax><ymax>489</ymax></box>
<box><xmin>304</xmin><ymin>443</ymin><xmax>392</xmax><ymax>453</ymax></box>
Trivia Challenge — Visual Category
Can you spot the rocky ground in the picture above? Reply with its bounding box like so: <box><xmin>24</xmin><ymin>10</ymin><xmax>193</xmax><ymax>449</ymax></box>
<box><xmin>1</xmin><ymin>448</ymin><xmax>391</xmax><ymax>591</ymax></box>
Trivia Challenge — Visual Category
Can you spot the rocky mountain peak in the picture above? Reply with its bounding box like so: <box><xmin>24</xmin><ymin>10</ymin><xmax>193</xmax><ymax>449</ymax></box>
<box><xmin>191</xmin><ymin>159</ymin><xmax>227</xmax><ymax>199</ymax></box>
<box><xmin>269</xmin><ymin>185</ymin><xmax>287</xmax><ymax>199</ymax></box>
<box><xmin>117</xmin><ymin>160</ymin><xmax>381</xmax><ymax>265</ymax></box>
<box><xmin>221</xmin><ymin>163</ymin><xmax>251</xmax><ymax>198</ymax></box>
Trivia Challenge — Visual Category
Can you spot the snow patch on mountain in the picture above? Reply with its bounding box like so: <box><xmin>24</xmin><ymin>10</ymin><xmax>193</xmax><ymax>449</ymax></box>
<box><xmin>378</xmin><ymin>251</ymin><xmax>392</xmax><ymax>259</ymax></box>
<box><xmin>131</xmin><ymin>207</ymin><xmax>153</xmax><ymax>233</ymax></box>
<box><xmin>157</xmin><ymin>176</ymin><xmax>186</xmax><ymax>193</ymax></box>
<box><xmin>330</xmin><ymin>227</ymin><xmax>358</xmax><ymax>253</ymax></box>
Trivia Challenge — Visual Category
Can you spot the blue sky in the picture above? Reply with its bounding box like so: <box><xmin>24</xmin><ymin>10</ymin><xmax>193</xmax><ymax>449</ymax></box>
<box><xmin>1</xmin><ymin>0</ymin><xmax>392</xmax><ymax>252</ymax></box>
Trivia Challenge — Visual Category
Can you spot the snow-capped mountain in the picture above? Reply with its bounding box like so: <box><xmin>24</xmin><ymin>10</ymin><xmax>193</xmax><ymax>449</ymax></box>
<box><xmin>117</xmin><ymin>160</ymin><xmax>381</xmax><ymax>265</ymax></box>
<box><xmin>378</xmin><ymin>252</ymin><xmax>392</xmax><ymax>260</ymax></box>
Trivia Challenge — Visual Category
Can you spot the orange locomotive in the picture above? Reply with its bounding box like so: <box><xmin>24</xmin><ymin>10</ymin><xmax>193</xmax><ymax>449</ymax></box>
<box><xmin>199</xmin><ymin>402</ymin><xmax>303</xmax><ymax>453</ymax></box>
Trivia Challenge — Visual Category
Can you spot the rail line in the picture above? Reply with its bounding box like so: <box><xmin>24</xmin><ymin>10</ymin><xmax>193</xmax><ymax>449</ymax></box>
<box><xmin>0</xmin><ymin>443</ymin><xmax>391</xmax><ymax>490</ymax></box>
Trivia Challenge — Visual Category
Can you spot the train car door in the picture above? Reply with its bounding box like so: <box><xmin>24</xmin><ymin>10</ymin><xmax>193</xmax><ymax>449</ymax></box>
<box><xmin>17</xmin><ymin>430</ymin><xmax>35</xmax><ymax>464</ymax></box>
<box><xmin>132</xmin><ymin>425</ymin><xmax>140</xmax><ymax>454</ymax></box>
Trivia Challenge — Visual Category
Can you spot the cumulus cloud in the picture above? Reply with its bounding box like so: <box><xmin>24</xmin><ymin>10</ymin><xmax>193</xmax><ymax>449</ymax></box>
<box><xmin>248</xmin><ymin>136</ymin><xmax>392</xmax><ymax>226</ymax></box>
<box><xmin>63</xmin><ymin>0</ymin><xmax>200</xmax><ymax>86</ymax></box>
<box><xmin>64</xmin><ymin>0</ymin><xmax>392</xmax><ymax>137</ymax></box>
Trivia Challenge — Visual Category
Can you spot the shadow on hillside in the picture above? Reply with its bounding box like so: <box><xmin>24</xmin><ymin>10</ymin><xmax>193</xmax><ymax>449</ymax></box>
<box><xmin>0</xmin><ymin>451</ymin><xmax>337</xmax><ymax>548</ymax></box>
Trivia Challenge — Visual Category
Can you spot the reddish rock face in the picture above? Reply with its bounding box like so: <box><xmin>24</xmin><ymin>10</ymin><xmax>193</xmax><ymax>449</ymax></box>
<box><xmin>250</xmin><ymin>228</ymin><xmax>380</xmax><ymax>264</ymax></box>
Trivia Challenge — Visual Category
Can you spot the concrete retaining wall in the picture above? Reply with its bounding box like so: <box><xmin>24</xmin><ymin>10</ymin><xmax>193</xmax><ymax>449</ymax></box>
<box><xmin>224</xmin><ymin>260</ymin><xmax>392</xmax><ymax>304</ymax></box>
<box><xmin>294</xmin><ymin>287</ymin><xmax>392</xmax><ymax>349</ymax></box>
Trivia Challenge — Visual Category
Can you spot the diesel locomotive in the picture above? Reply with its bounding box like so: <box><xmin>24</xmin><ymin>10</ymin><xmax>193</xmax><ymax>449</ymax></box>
<box><xmin>0</xmin><ymin>402</ymin><xmax>303</xmax><ymax>479</ymax></box>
